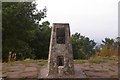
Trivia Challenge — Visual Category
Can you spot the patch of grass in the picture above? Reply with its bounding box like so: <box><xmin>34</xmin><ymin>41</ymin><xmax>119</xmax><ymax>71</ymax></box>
<box><xmin>88</xmin><ymin>56</ymin><xmax>118</xmax><ymax>64</ymax></box>
<box><xmin>89</xmin><ymin>59</ymin><xmax>101</xmax><ymax>64</ymax></box>
<box><xmin>3</xmin><ymin>59</ymin><xmax>48</xmax><ymax>64</ymax></box>
<box><xmin>74</xmin><ymin>60</ymin><xmax>86</xmax><ymax>64</ymax></box>
<box><xmin>89</xmin><ymin>56</ymin><xmax>106</xmax><ymax>64</ymax></box>
<box><xmin>3</xmin><ymin>59</ymin><xmax>48</xmax><ymax>66</ymax></box>
<box><xmin>108</xmin><ymin>56</ymin><xmax>118</xmax><ymax>60</ymax></box>
<box><xmin>3</xmin><ymin>59</ymin><xmax>48</xmax><ymax>68</ymax></box>
<box><xmin>33</xmin><ymin>59</ymin><xmax>48</xmax><ymax>63</ymax></box>
<box><xmin>9</xmin><ymin>59</ymin><xmax>48</xmax><ymax>67</ymax></box>
<box><xmin>24</xmin><ymin>59</ymin><xmax>47</xmax><ymax>69</ymax></box>
<box><xmin>22</xmin><ymin>59</ymin><xmax>48</xmax><ymax>63</ymax></box>
<box><xmin>13</xmin><ymin>60</ymin><xmax>31</xmax><ymax>67</ymax></box>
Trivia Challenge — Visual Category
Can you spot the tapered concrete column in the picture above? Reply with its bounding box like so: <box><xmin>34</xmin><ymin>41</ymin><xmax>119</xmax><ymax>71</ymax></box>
<box><xmin>48</xmin><ymin>23</ymin><xmax>74</xmax><ymax>77</ymax></box>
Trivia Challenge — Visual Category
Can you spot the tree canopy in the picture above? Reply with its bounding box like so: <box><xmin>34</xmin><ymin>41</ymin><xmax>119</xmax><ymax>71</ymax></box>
<box><xmin>2</xmin><ymin>2</ymin><xmax>50</xmax><ymax>62</ymax></box>
<box><xmin>71</xmin><ymin>33</ymin><xmax>96</xmax><ymax>59</ymax></box>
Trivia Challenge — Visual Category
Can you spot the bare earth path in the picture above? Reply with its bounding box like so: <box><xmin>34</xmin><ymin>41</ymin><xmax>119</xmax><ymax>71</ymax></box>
<box><xmin>1</xmin><ymin>59</ymin><xmax>118</xmax><ymax>78</ymax></box>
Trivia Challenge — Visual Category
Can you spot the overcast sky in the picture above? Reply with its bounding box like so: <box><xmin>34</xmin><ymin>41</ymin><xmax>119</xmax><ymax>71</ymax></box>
<box><xmin>36</xmin><ymin>0</ymin><xmax>119</xmax><ymax>43</ymax></box>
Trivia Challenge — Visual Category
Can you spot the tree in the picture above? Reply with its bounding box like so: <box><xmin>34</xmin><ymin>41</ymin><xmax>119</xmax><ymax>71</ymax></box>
<box><xmin>2</xmin><ymin>2</ymin><xmax>47</xmax><ymax>62</ymax></box>
<box><xmin>71</xmin><ymin>33</ymin><xmax>96</xmax><ymax>59</ymax></box>
<box><xmin>115</xmin><ymin>37</ymin><xmax>120</xmax><ymax>47</ymax></box>
<box><xmin>29</xmin><ymin>21</ymin><xmax>51</xmax><ymax>59</ymax></box>
<box><xmin>98</xmin><ymin>37</ymin><xmax>118</xmax><ymax>56</ymax></box>
<box><xmin>102</xmin><ymin>37</ymin><xmax>114</xmax><ymax>46</ymax></box>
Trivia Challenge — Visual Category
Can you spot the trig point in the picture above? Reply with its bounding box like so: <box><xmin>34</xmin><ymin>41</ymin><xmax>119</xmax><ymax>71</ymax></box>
<box><xmin>48</xmin><ymin>23</ymin><xmax>74</xmax><ymax>77</ymax></box>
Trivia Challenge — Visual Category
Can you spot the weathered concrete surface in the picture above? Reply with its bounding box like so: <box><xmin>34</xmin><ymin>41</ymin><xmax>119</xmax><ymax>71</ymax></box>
<box><xmin>48</xmin><ymin>23</ymin><xmax>74</xmax><ymax>76</ymax></box>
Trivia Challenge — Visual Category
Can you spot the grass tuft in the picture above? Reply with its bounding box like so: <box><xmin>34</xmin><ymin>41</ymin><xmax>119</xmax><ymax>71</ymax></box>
<box><xmin>89</xmin><ymin>56</ymin><xmax>106</xmax><ymax>64</ymax></box>
<box><xmin>74</xmin><ymin>60</ymin><xmax>86</xmax><ymax>64</ymax></box>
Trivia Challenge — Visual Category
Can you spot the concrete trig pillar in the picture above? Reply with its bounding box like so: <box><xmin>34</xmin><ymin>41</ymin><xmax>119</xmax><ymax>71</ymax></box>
<box><xmin>48</xmin><ymin>23</ymin><xmax>74</xmax><ymax>77</ymax></box>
